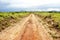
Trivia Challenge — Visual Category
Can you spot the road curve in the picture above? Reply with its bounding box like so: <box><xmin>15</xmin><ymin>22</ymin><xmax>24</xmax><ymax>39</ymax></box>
<box><xmin>0</xmin><ymin>14</ymin><xmax>53</xmax><ymax>40</ymax></box>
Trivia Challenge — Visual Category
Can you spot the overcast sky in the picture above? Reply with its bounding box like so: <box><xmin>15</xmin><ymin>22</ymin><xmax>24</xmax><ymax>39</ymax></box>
<box><xmin>0</xmin><ymin>0</ymin><xmax>60</xmax><ymax>11</ymax></box>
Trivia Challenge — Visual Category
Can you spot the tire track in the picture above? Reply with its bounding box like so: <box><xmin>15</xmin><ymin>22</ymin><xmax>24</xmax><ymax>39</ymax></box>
<box><xmin>0</xmin><ymin>14</ymin><xmax>53</xmax><ymax>40</ymax></box>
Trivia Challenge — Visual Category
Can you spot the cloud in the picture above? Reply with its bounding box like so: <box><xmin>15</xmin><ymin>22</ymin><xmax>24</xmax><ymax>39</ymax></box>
<box><xmin>22</xmin><ymin>8</ymin><xmax>60</xmax><ymax>11</ymax></box>
<box><xmin>46</xmin><ymin>8</ymin><xmax>60</xmax><ymax>11</ymax></box>
<box><xmin>0</xmin><ymin>0</ymin><xmax>60</xmax><ymax>11</ymax></box>
<box><xmin>5</xmin><ymin>0</ymin><xmax>60</xmax><ymax>8</ymax></box>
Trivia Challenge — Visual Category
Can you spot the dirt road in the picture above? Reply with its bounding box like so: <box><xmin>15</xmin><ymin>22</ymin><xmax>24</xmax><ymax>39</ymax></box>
<box><xmin>0</xmin><ymin>14</ymin><xmax>53</xmax><ymax>40</ymax></box>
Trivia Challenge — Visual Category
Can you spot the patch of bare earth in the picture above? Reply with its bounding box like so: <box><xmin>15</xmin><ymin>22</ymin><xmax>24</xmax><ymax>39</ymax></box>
<box><xmin>0</xmin><ymin>14</ymin><xmax>53</xmax><ymax>40</ymax></box>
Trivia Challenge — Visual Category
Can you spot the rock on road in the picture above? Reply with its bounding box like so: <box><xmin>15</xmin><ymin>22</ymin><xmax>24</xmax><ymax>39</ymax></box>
<box><xmin>0</xmin><ymin>14</ymin><xmax>53</xmax><ymax>40</ymax></box>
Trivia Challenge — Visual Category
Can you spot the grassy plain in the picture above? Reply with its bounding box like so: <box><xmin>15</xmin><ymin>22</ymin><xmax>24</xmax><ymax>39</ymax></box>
<box><xmin>0</xmin><ymin>12</ymin><xmax>60</xmax><ymax>31</ymax></box>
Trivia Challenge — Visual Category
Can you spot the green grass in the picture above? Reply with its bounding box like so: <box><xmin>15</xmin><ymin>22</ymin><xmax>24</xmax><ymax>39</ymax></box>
<box><xmin>36</xmin><ymin>13</ymin><xmax>60</xmax><ymax>22</ymax></box>
<box><xmin>35</xmin><ymin>12</ymin><xmax>60</xmax><ymax>29</ymax></box>
<box><xmin>0</xmin><ymin>12</ymin><xmax>29</xmax><ymax>31</ymax></box>
<box><xmin>0</xmin><ymin>12</ymin><xmax>60</xmax><ymax>31</ymax></box>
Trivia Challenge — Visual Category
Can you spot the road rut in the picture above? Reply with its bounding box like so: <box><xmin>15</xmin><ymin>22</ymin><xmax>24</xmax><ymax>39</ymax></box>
<box><xmin>0</xmin><ymin>14</ymin><xmax>53</xmax><ymax>40</ymax></box>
